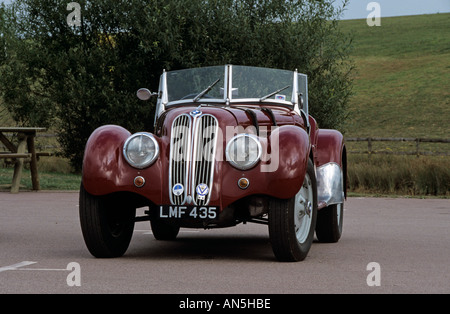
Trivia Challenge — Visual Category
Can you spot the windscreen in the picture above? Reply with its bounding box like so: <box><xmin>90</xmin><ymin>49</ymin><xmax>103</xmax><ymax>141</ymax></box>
<box><xmin>166</xmin><ymin>66</ymin><xmax>225</xmax><ymax>102</ymax></box>
<box><xmin>231</xmin><ymin>66</ymin><xmax>293</xmax><ymax>102</ymax></box>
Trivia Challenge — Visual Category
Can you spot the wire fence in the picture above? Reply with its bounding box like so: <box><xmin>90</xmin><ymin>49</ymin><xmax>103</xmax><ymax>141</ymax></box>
<box><xmin>346</xmin><ymin>137</ymin><xmax>450</xmax><ymax>157</ymax></box>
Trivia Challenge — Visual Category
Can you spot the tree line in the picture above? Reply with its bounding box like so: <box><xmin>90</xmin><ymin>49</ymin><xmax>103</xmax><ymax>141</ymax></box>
<box><xmin>0</xmin><ymin>0</ymin><xmax>353</xmax><ymax>171</ymax></box>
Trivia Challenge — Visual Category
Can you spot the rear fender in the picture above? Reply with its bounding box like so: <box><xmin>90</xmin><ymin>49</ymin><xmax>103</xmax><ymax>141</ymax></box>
<box><xmin>315</xmin><ymin>129</ymin><xmax>347</xmax><ymax>209</ymax></box>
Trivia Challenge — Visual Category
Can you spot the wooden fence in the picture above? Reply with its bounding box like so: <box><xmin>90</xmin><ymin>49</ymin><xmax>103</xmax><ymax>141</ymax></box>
<box><xmin>346</xmin><ymin>137</ymin><xmax>450</xmax><ymax>157</ymax></box>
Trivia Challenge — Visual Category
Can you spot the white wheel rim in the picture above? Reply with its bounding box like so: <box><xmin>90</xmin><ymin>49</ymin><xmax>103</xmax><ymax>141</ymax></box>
<box><xmin>294</xmin><ymin>173</ymin><xmax>313</xmax><ymax>244</ymax></box>
<box><xmin>337</xmin><ymin>203</ymin><xmax>343</xmax><ymax>230</ymax></box>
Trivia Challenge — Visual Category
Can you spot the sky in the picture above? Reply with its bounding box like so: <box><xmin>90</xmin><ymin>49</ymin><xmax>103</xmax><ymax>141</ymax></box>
<box><xmin>334</xmin><ymin>0</ymin><xmax>450</xmax><ymax>20</ymax></box>
<box><xmin>1</xmin><ymin>0</ymin><xmax>450</xmax><ymax>20</ymax></box>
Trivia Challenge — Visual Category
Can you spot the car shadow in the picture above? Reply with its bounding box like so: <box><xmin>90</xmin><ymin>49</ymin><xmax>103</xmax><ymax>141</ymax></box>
<box><xmin>127</xmin><ymin>233</ymin><xmax>276</xmax><ymax>262</ymax></box>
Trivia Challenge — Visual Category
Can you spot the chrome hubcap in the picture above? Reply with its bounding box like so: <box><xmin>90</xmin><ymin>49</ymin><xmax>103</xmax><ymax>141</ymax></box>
<box><xmin>294</xmin><ymin>173</ymin><xmax>313</xmax><ymax>244</ymax></box>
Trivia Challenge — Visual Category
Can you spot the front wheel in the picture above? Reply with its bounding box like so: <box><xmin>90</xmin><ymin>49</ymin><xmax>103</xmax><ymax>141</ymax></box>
<box><xmin>79</xmin><ymin>184</ymin><xmax>136</xmax><ymax>258</ymax></box>
<box><xmin>268</xmin><ymin>159</ymin><xmax>318</xmax><ymax>262</ymax></box>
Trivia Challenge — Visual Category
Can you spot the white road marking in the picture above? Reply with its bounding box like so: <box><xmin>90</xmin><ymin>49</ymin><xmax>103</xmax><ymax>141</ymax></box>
<box><xmin>1</xmin><ymin>262</ymin><xmax>76</xmax><ymax>272</ymax></box>
<box><xmin>0</xmin><ymin>261</ymin><xmax>37</xmax><ymax>273</ymax></box>
<box><xmin>19</xmin><ymin>268</ymin><xmax>67</xmax><ymax>271</ymax></box>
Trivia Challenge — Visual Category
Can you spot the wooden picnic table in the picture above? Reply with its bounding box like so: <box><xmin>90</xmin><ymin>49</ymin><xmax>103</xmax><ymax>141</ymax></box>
<box><xmin>0</xmin><ymin>127</ymin><xmax>46</xmax><ymax>193</ymax></box>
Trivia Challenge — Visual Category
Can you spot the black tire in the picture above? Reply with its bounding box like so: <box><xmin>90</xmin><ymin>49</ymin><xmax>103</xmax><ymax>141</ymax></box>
<box><xmin>150</xmin><ymin>220</ymin><xmax>180</xmax><ymax>240</ymax></box>
<box><xmin>268</xmin><ymin>159</ymin><xmax>318</xmax><ymax>262</ymax></box>
<box><xmin>316</xmin><ymin>203</ymin><xmax>343</xmax><ymax>243</ymax></box>
<box><xmin>79</xmin><ymin>184</ymin><xmax>136</xmax><ymax>258</ymax></box>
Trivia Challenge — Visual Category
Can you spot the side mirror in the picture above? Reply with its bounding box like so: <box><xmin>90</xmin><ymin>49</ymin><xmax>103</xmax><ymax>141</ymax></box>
<box><xmin>137</xmin><ymin>88</ymin><xmax>157</xmax><ymax>101</ymax></box>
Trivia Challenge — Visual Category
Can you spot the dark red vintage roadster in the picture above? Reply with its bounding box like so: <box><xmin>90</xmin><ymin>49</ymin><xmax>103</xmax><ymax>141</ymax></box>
<box><xmin>80</xmin><ymin>65</ymin><xmax>347</xmax><ymax>262</ymax></box>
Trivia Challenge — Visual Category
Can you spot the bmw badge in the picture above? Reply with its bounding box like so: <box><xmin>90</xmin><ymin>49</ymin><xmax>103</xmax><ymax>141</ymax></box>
<box><xmin>172</xmin><ymin>183</ymin><xmax>184</xmax><ymax>196</ymax></box>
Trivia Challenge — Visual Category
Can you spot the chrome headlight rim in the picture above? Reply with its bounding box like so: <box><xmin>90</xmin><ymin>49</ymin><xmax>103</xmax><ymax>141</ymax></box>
<box><xmin>123</xmin><ymin>132</ymin><xmax>160</xmax><ymax>169</ymax></box>
<box><xmin>225</xmin><ymin>133</ymin><xmax>262</xmax><ymax>170</ymax></box>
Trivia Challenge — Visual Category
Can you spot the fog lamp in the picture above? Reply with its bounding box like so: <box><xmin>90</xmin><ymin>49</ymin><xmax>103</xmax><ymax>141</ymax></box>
<box><xmin>238</xmin><ymin>178</ymin><xmax>250</xmax><ymax>190</ymax></box>
<box><xmin>134</xmin><ymin>176</ymin><xmax>145</xmax><ymax>188</ymax></box>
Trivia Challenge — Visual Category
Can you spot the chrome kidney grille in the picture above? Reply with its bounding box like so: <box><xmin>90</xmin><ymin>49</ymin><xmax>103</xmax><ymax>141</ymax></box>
<box><xmin>169</xmin><ymin>113</ymin><xmax>218</xmax><ymax>206</ymax></box>
<box><xmin>169</xmin><ymin>114</ymin><xmax>191</xmax><ymax>205</ymax></box>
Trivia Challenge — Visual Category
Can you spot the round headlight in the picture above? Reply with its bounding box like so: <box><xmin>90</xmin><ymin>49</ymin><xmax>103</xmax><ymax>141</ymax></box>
<box><xmin>123</xmin><ymin>133</ymin><xmax>159</xmax><ymax>169</ymax></box>
<box><xmin>225</xmin><ymin>134</ymin><xmax>262</xmax><ymax>170</ymax></box>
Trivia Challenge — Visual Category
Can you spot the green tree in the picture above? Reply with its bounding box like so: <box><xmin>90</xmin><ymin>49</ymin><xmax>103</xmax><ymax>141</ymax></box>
<box><xmin>0</xmin><ymin>0</ymin><xmax>353</xmax><ymax>171</ymax></box>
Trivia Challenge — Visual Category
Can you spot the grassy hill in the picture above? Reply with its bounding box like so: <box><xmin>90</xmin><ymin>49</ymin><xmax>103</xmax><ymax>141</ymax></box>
<box><xmin>339</xmin><ymin>13</ymin><xmax>449</xmax><ymax>196</ymax></box>
<box><xmin>339</xmin><ymin>13</ymin><xmax>450</xmax><ymax>139</ymax></box>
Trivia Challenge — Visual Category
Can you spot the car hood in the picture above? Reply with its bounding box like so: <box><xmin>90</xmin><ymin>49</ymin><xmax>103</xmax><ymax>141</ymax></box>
<box><xmin>156</xmin><ymin>105</ymin><xmax>298</xmax><ymax>136</ymax></box>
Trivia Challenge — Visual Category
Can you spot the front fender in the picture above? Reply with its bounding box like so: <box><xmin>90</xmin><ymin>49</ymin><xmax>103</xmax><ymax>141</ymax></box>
<box><xmin>221</xmin><ymin>125</ymin><xmax>310</xmax><ymax>208</ymax></box>
<box><xmin>81</xmin><ymin>125</ymin><xmax>164</xmax><ymax>204</ymax></box>
<box><xmin>264</xmin><ymin>125</ymin><xmax>310</xmax><ymax>198</ymax></box>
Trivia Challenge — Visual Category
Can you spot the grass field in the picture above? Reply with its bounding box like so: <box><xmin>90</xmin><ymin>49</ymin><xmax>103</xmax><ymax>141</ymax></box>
<box><xmin>339</xmin><ymin>13</ymin><xmax>450</xmax><ymax>139</ymax></box>
<box><xmin>0</xmin><ymin>168</ymin><xmax>81</xmax><ymax>191</ymax></box>
<box><xmin>348</xmin><ymin>154</ymin><xmax>449</xmax><ymax>196</ymax></box>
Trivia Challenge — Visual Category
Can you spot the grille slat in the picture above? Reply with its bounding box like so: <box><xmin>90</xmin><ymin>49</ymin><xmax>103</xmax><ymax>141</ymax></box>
<box><xmin>169</xmin><ymin>114</ymin><xmax>191</xmax><ymax>205</ymax></box>
<box><xmin>169</xmin><ymin>113</ymin><xmax>218</xmax><ymax>206</ymax></box>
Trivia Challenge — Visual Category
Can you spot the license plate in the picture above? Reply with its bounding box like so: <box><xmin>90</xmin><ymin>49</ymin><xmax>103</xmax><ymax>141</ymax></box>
<box><xmin>159</xmin><ymin>205</ymin><xmax>218</xmax><ymax>219</ymax></box>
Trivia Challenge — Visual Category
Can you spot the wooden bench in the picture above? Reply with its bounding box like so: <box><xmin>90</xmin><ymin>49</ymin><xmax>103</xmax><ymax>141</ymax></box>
<box><xmin>0</xmin><ymin>153</ymin><xmax>32</xmax><ymax>159</ymax></box>
<box><xmin>0</xmin><ymin>127</ymin><xmax>47</xmax><ymax>193</ymax></box>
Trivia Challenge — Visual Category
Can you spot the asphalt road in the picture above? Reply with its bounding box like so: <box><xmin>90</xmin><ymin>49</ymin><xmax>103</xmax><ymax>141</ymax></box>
<box><xmin>0</xmin><ymin>192</ymin><xmax>449</xmax><ymax>294</ymax></box>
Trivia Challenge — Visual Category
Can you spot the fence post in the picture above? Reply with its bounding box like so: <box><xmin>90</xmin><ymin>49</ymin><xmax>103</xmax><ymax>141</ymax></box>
<box><xmin>416</xmin><ymin>138</ymin><xmax>420</xmax><ymax>157</ymax></box>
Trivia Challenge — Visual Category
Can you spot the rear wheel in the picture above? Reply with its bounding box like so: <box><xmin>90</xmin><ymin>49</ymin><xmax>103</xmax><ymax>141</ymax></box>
<box><xmin>79</xmin><ymin>184</ymin><xmax>136</xmax><ymax>258</ymax></box>
<box><xmin>268</xmin><ymin>159</ymin><xmax>318</xmax><ymax>262</ymax></box>
<box><xmin>316</xmin><ymin>202</ymin><xmax>343</xmax><ymax>243</ymax></box>
<box><xmin>150</xmin><ymin>220</ymin><xmax>180</xmax><ymax>240</ymax></box>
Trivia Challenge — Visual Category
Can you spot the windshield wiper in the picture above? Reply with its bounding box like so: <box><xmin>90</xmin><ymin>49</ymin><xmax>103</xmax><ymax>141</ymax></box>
<box><xmin>259</xmin><ymin>85</ymin><xmax>291</xmax><ymax>102</ymax></box>
<box><xmin>193</xmin><ymin>78</ymin><xmax>221</xmax><ymax>102</ymax></box>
